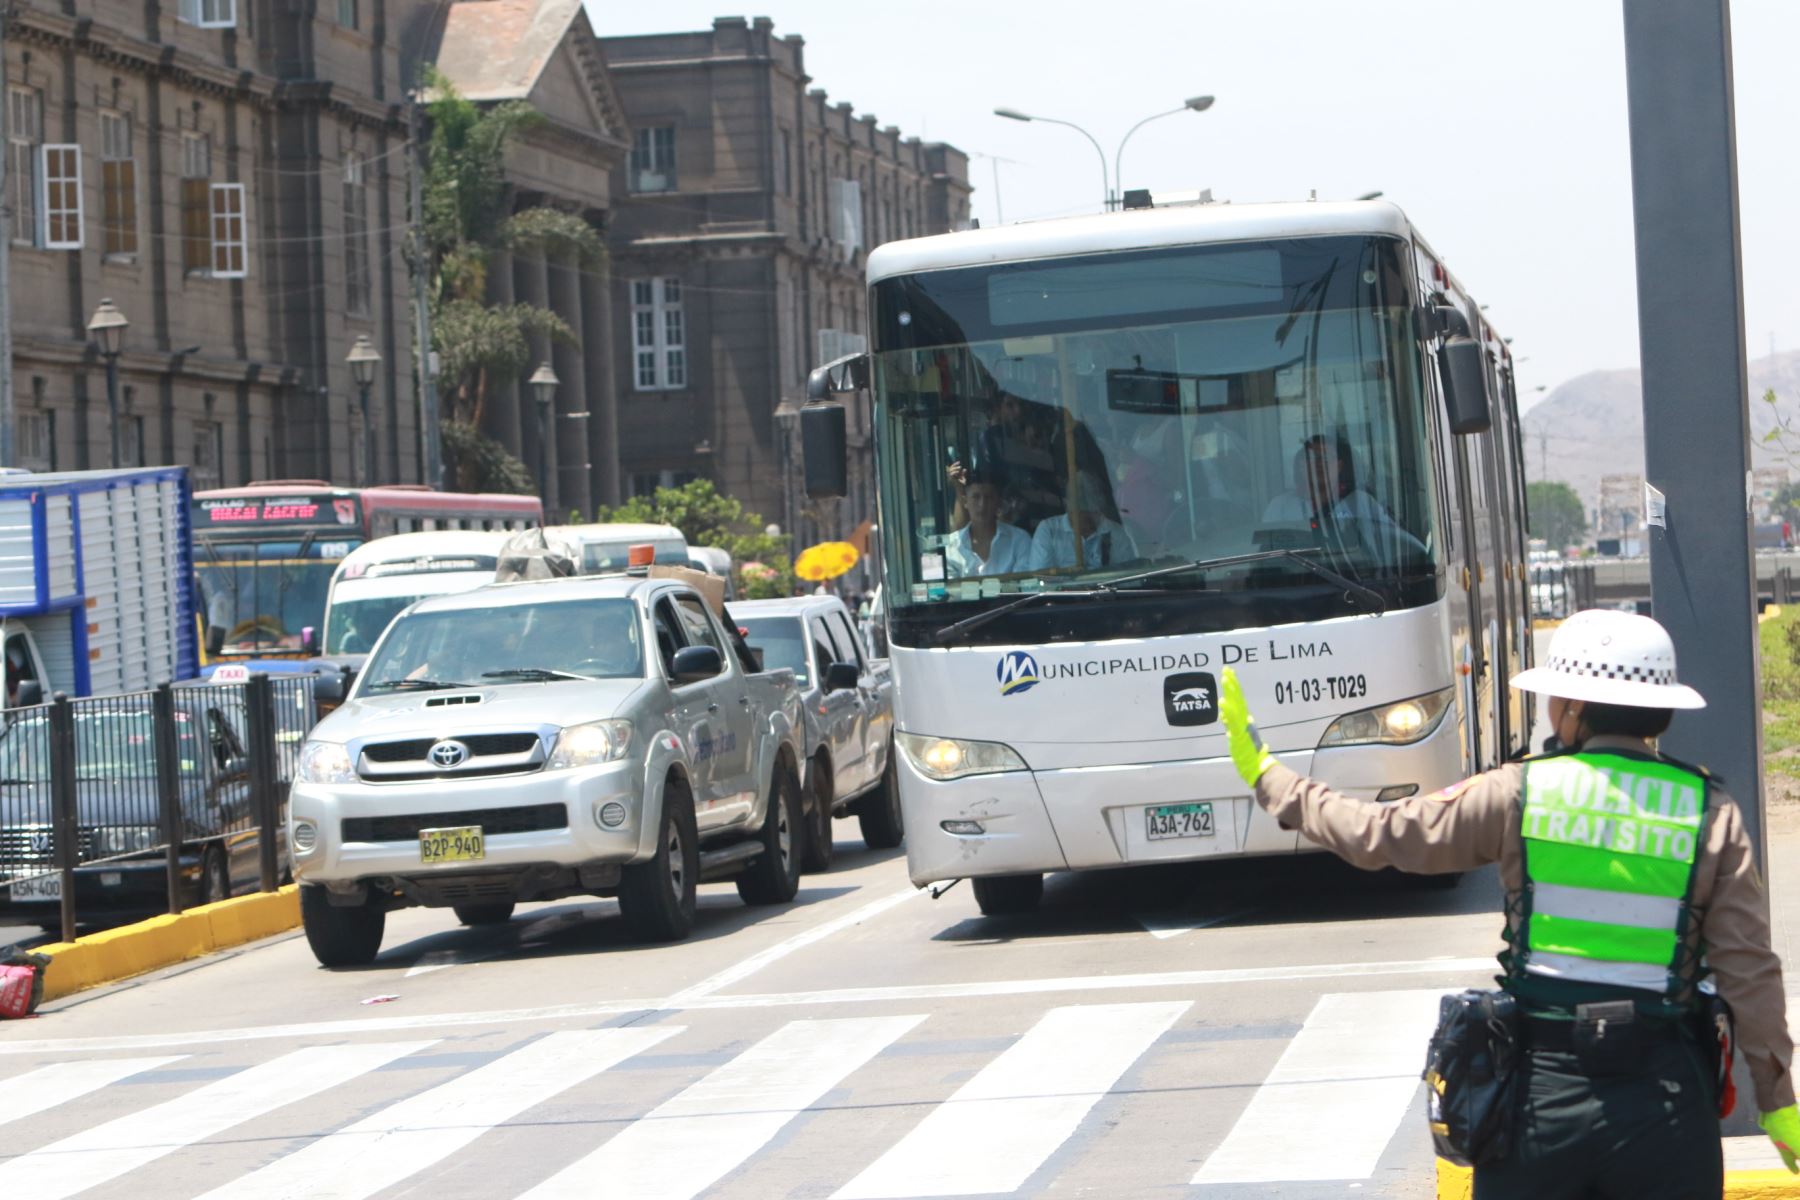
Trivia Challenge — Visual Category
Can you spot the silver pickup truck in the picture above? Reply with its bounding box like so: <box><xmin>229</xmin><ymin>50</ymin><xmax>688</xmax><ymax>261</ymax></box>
<box><xmin>731</xmin><ymin>596</ymin><xmax>899</xmax><ymax>871</ymax></box>
<box><xmin>288</xmin><ymin>575</ymin><xmax>806</xmax><ymax>966</ymax></box>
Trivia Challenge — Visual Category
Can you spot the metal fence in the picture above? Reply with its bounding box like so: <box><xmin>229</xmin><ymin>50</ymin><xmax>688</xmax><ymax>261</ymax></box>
<box><xmin>0</xmin><ymin>674</ymin><xmax>315</xmax><ymax>941</ymax></box>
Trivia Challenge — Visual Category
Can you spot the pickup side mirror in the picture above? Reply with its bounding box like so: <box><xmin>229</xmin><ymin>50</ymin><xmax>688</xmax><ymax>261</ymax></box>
<box><xmin>13</xmin><ymin>679</ymin><xmax>42</xmax><ymax>708</ymax></box>
<box><xmin>801</xmin><ymin>404</ymin><xmax>848</xmax><ymax>498</ymax></box>
<box><xmin>311</xmin><ymin>670</ymin><xmax>347</xmax><ymax>705</ymax></box>
<box><xmin>670</xmin><ymin>644</ymin><xmax>724</xmax><ymax>685</ymax></box>
<box><xmin>823</xmin><ymin>661</ymin><xmax>861</xmax><ymax>693</ymax></box>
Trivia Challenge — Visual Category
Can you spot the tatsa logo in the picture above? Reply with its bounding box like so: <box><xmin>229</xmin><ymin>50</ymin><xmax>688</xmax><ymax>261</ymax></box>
<box><xmin>996</xmin><ymin>651</ymin><xmax>1041</xmax><ymax>696</ymax></box>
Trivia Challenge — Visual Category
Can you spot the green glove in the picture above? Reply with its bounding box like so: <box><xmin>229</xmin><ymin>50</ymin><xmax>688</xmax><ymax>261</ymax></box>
<box><xmin>1220</xmin><ymin>667</ymin><xmax>1278</xmax><ymax>788</ymax></box>
<box><xmin>1763</xmin><ymin>1106</ymin><xmax>1800</xmax><ymax>1173</ymax></box>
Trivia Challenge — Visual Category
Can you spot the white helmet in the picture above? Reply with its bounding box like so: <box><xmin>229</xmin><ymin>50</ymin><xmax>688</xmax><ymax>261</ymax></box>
<box><xmin>1510</xmin><ymin>609</ymin><xmax>1704</xmax><ymax>710</ymax></box>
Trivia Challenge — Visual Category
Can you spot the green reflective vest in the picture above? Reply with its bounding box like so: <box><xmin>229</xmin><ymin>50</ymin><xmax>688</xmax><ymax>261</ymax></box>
<box><xmin>1516</xmin><ymin>753</ymin><xmax>1707</xmax><ymax>997</ymax></box>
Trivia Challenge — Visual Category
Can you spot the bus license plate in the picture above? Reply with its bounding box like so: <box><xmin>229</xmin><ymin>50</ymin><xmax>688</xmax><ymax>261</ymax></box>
<box><xmin>419</xmin><ymin>826</ymin><xmax>485</xmax><ymax>865</ymax></box>
<box><xmin>12</xmin><ymin>872</ymin><xmax>62</xmax><ymax>902</ymax></box>
<box><xmin>1144</xmin><ymin>802</ymin><xmax>1214</xmax><ymax>841</ymax></box>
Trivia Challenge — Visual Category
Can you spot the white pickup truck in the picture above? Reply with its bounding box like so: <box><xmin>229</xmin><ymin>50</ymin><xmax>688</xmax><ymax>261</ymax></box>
<box><xmin>288</xmin><ymin>574</ymin><xmax>806</xmax><ymax>965</ymax></box>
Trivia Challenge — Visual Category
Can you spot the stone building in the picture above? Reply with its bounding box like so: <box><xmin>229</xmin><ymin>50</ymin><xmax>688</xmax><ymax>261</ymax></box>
<box><xmin>421</xmin><ymin>0</ymin><xmax>629</xmax><ymax>518</ymax></box>
<box><xmin>599</xmin><ymin>17</ymin><xmax>972</xmax><ymax>553</ymax></box>
<box><xmin>3</xmin><ymin>0</ymin><xmax>419</xmax><ymax>487</ymax></box>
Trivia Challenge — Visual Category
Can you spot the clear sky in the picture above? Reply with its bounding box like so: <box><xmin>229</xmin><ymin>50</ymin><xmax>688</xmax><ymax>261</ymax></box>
<box><xmin>590</xmin><ymin>1</ymin><xmax>1800</xmax><ymax>404</ymax></box>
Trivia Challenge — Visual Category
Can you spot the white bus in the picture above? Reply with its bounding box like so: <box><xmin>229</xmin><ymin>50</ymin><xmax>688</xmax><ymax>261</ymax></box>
<box><xmin>321</xmin><ymin>531</ymin><xmax>511</xmax><ymax>655</ymax></box>
<box><xmin>803</xmin><ymin>199</ymin><xmax>1532</xmax><ymax>914</ymax></box>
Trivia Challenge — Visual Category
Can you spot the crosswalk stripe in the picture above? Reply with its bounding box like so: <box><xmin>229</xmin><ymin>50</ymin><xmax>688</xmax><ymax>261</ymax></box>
<box><xmin>194</xmin><ymin>1027</ymin><xmax>683</xmax><ymax>1200</ymax></box>
<box><xmin>521</xmin><ymin>1015</ymin><xmax>923</xmax><ymax>1200</ymax></box>
<box><xmin>1193</xmin><ymin>988</ymin><xmax>1443</xmax><ymax>1183</ymax></box>
<box><xmin>2</xmin><ymin>1040</ymin><xmax>435</xmax><ymax>1200</ymax></box>
<box><xmin>0</xmin><ymin>1056</ymin><xmax>188</xmax><ymax>1129</ymax></box>
<box><xmin>833</xmin><ymin>1001</ymin><xmax>1189</xmax><ymax>1199</ymax></box>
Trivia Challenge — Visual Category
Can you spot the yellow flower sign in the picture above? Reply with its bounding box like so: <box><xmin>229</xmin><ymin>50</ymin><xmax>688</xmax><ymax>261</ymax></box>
<box><xmin>794</xmin><ymin>541</ymin><xmax>860</xmax><ymax>581</ymax></box>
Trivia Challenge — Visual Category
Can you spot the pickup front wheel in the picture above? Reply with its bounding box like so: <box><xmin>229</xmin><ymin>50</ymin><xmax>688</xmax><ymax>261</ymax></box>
<box><xmin>619</xmin><ymin>779</ymin><xmax>699</xmax><ymax>942</ymax></box>
<box><xmin>300</xmin><ymin>884</ymin><xmax>386</xmax><ymax>967</ymax></box>
<box><xmin>737</xmin><ymin>763</ymin><xmax>803</xmax><ymax>906</ymax></box>
<box><xmin>857</xmin><ymin>746</ymin><xmax>905</xmax><ymax>850</ymax></box>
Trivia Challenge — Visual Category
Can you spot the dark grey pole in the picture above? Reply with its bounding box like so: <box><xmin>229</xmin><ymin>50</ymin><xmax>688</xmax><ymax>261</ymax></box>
<box><xmin>359</xmin><ymin>381</ymin><xmax>375</xmax><ymax>485</ymax></box>
<box><xmin>105</xmin><ymin>355</ymin><xmax>121</xmax><ymax>468</ymax></box>
<box><xmin>537</xmin><ymin>397</ymin><xmax>551</xmax><ymax>503</ymax></box>
<box><xmin>1622</xmin><ymin>1</ymin><xmax>1763</xmax><ymax>865</ymax></box>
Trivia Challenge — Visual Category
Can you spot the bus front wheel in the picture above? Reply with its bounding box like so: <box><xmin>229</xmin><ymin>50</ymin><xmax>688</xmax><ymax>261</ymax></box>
<box><xmin>972</xmin><ymin>873</ymin><xmax>1043</xmax><ymax>916</ymax></box>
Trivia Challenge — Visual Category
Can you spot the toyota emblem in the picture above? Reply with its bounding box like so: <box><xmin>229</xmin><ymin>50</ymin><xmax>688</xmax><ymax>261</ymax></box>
<box><xmin>428</xmin><ymin>740</ymin><xmax>470</xmax><ymax>769</ymax></box>
<box><xmin>28</xmin><ymin>830</ymin><xmax>51</xmax><ymax>854</ymax></box>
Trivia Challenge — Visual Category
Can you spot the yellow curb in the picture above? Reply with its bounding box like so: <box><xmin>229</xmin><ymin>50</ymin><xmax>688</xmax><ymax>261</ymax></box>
<box><xmin>38</xmin><ymin>885</ymin><xmax>301</xmax><ymax>1002</ymax></box>
<box><xmin>1763</xmin><ymin>604</ymin><xmax>1785</xmax><ymax>625</ymax></box>
<box><xmin>1438</xmin><ymin>1158</ymin><xmax>1800</xmax><ymax>1197</ymax></box>
<box><xmin>1531</xmin><ymin>618</ymin><xmax>1563</xmax><ymax>630</ymax></box>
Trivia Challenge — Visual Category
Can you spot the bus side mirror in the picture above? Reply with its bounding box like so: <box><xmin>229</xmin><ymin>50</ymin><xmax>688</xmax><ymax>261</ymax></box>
<box><xmin>206</xmin><ymin>625</ymin><xmax>226</xmax><ymax>656</ymax></box>
<box><xmin>300</xmin><ymin>626</ymin><xmax>318</xmax><ymax>655</ymax></box>
<box><xmin>1438</xmin><ymin>337</ymin><xmax>1493</xmax><ymax>435</ymax></box>
<box><xmin>806</xmin><ymin>351</ymin><xmax>869</xmax><ymax>402</ymax></box>
<box><xmin>801</xmin><ymin>404</ymin><xmax>849</xmax><ymax>498</ymax></box>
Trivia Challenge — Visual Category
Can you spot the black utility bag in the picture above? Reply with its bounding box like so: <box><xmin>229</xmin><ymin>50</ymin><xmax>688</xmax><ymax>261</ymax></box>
<box><xmin>1423</xmin><ymin>988</ymin><xmax>1523</xmax><ymax>1167</ymax></box>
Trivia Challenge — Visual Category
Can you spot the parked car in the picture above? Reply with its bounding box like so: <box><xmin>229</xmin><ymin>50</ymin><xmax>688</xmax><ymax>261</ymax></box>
<box><xmin>731</xmin><ymin>596</ymin><xmax>899</xmax><ymax>870</ymax></box>
<box><xmin>289</xmin><ymin>573</ymin><xmax>807</xmax><ymax>966</ymax></box>
<box><xmin>0</xmin><ymin>688</ymin><xmax>286</xmax><ymax>928</ymax></box>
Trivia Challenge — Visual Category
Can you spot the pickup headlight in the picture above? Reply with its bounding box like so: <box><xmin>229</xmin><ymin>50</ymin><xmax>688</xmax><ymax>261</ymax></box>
<box><xmin>896</xmin><ymin>731</ymin><xmax>1028</xmax><ymax>782</ymax></box>
<box><xmin>1318</xmin><ymin>688</ymin><xmax>1455</xmax><ymax>748</ymax></box>
<box><xmin>296</xmin><ymin>741</ymin><xmax>357</xmax><ymax>784</ymax></box>
<box><xmin>549</xmin><ymin>720</ymin><xmax>633</xmax><ymax>770</ymax></box>
<box><xmin>94</xmin><ymin>825</ymin><xmax>158</xmax><ymax>855</ymax></box>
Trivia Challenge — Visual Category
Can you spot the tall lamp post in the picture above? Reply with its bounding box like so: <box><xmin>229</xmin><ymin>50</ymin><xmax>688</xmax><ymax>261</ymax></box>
<box><xmin>347</xmin><ymin>335</ymin><xmax>381</xmax><ymax>486</ymax></box>
<box><xmin>87</xmin><ymin>299</ymin><xmax>129</xmax><ymax>468</ymax></box>
<box><xmin>529</xmin><ymin>361</ymin><xmax>559</xmax><ymax>505</ymax></box>
<box><xmin>995</xmin><ymin>96</ymin><xmax>1216</xmax><ymax>213</ymax></box>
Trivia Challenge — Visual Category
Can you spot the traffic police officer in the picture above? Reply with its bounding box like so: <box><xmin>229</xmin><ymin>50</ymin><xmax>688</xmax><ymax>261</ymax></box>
<box><xmin>1220</xmin><ymin>609</ymin><xmax>1798</xmax><ymax>1197</ymax></box>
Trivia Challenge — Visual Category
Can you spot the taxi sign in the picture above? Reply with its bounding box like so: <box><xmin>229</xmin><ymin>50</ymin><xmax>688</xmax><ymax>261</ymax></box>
<box><xmin>211</xmin><ymin>664</ymin><xmax>251</xmax><ymax>684</ymax></box>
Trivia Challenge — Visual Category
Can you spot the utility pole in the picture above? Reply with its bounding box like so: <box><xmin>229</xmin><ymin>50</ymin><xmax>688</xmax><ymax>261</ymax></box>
<box><xmin>407</xmin><ymin>91</ymin><xmax>443</xmax><ymax>490</ymax></box>
<box><xmin>0</xmin><ymin>3</ymin><xmax>15</xmax><ymax>469</ymax></box>
<box><xmin>1538</xmin><ymin>431</ymin><xmax>1548</xmax><ymax>482</ymax></box>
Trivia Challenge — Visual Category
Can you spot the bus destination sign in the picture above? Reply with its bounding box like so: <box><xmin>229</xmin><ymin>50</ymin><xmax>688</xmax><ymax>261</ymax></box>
<box><xmin>195</xmin><ymin>495</ymin><xmax>360</xmax><ymax>527</ymax></box>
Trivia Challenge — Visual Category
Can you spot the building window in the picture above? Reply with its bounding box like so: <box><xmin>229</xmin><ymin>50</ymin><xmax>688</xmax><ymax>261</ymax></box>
<box><xmin>193</xmin><ymin>420</ymin><xmax>223</xmax><ymax>489</ymax></box>
<box><xmin>829</xmin><ymin>179</ymin><xmax>863</xmax><ymax>260</ymax></box>
<box><xmin>17</xmin><ymin>410</ymin><xmax>51</xmax><ymax>472</ymax></box>
<box><xmin>209</xmin><ymin>183</ymin><xmax>247</xmax><ymax>278</ymax></box>
<box><xmin>336</xmin><ymin>0</ymin><xmax>357</xmax><ymax>28</ymax></box>
<box><xmin>178</xmin><ymin>0</ymin><xmax>237</xmax><ymax>28</ymax></box>
<box><xmin>630</xmin><ymin>126</ymin><xmax>675</xmax><ymax>192</ymax></box>
<box><xmin>780</xmin><ymin>130</ymin><xmax>792</xmax><ymax>196</ymax></box>
<box><xmin>630</xmin><ymin>469</ymin><xmax>697</xmax><ymax>498</ymax></box>
<box><xmin>39</xmin><ymin>144</ymin><xmax>82</xmax><ymax>250</ymax></box>
<box><xmin>181</xmin><ymin>134</ymin><xmax>211</xmax><ymax>273</ymax></box>
<box><xmin>343</xmin><ymin>153</ymin><xmax>370</xmax><ymax>313</ymax></box>
<box><xmin>122</xmin><ymin>412</ymin><xmax>146</xmax><ymax>468</ymax></box>
<box><xmin>7</xmin><ymin>88</ymin><xmax>40</xmax><ymax>248</ymax></box>
<box><xmin>631</xmin><ymin>277</ymin><xmax>686</xmax><ymax>391</ymax></box>
<box><xmin>817</xmin><ymin>328</ymin><xmax>867</xmax><ymax>369</ymax></box>
<box><xmin>100</xmin><ymin>112</ymin><xmax>137</xmax><ymax>257</ymax></box>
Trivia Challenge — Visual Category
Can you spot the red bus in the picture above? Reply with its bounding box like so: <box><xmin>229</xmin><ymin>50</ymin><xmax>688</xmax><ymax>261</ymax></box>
<box><xmin>192</xmin><ymin>482</ymin><xmax>542</xmax><ymax>660</ymax></box>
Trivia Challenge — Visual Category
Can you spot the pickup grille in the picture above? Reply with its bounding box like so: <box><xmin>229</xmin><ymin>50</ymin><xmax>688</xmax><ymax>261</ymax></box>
<box><xmin>356</xmin><ymin>731</ymin><xmax>546</xmax><ymax>783</ymax></box>
<box><xmin>342</xmin><ymin>803</ymin><xmax>568</xmax><ymax>843</ymax></box>
<box><xmin>362</xmin><ymin>733</ymin><xmax>540</xmax><ymax>763</ymax></box>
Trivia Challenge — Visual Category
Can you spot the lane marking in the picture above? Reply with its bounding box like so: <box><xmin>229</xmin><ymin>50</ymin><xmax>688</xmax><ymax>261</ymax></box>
<box><xmin>1193</xmin><ymin>989</ymin><xmax>1443</xmax><ymax>1183</ymax></box>
<box><xmin>2</xmin><ymin>1040</ymin><xmax>434</xmax><ymax>1200</ymax></box>
<box><xmin>523</xmin><ymin>1015</ymin><xmax>923</xmax><ymax>1200</ymax></box>
<box><xmin>1132</xmin><ymin>908</ymin><xmax>1255</xmax><ymax>940</ymax></box>
<box><xmin>0</xmin><ymin>1056</ymin><xmax>188</xmax><ymax>1128</ymax></box>
<box><xmin>404</xmin><ymin>949</ymin><xmax>466</xmax><ymax>978</ymax></box>
<box><xmin>665</xmin><ymin>887</ymin><xmax>922</xmax><ymax>1006</ymax></box>
<box><xmin>194</xmin><ymin>1027</ymin><xmax>682</xmax><ymax>1200</ymax></box>
<box><xmin>0</xmin><ymin>957</ymin><xmax>1495</xmax><ymax>1055</ymax></box>
<box><xmin>834</xmin><ymin>1001</ymin><xmax>1188</xmax><ymax>1198</ymax></box>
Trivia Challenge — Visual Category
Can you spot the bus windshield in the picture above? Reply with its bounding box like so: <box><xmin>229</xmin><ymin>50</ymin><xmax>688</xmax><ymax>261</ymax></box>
<box><xmin>196</xmin><ymin>540</ymin><xmax>359</xmax><ymax>656</ymax></box>
<box><xmin>871</xmin><ymin>235</ymin><xmax>1440</xmax><ymax>646</ymax></box>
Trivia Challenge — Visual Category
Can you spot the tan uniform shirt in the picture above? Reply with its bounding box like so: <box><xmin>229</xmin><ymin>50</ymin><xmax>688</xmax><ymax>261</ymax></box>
<box><xmin>1255</xmin><ymin>734</ymin><xmax>1795</xmax><ymax>1112</ymax></box>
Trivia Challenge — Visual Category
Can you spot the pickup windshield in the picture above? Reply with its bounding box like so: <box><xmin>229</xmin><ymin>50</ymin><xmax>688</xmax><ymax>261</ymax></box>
<box><xmin>361</xmin><ymin>598</ymin><xmax>645</xmax><ymax>689</ymax></box>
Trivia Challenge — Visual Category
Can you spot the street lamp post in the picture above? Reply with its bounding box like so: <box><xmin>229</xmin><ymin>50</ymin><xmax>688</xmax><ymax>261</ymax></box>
<box><xmin>529</xmin><ymin>362</ymin><xmax>559</xmax><ymax>505</ymax></box>
<box><xmin>347</xmin><ymin>335</ymin><xmax>382</xmax><ymax>486</ymax></box>
<box><xmin>86</xmin><ymin>299</ymin><xmax>129</xmax><ymax>468</ymax></box>
<box><xmin>997</xmin><ymin>97</ymin><xmax>1215</xmax><ymax>213</ymax></box>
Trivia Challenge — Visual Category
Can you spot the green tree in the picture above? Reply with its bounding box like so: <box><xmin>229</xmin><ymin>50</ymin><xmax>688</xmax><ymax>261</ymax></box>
<box><xmin>417</xmin><ymin>69</ymin><xmax>605</xmax><ymax>493</ymax></box>
<box><xmin>590</xmin><ymin>480</ymin><xmax>795</xmax><ymax>598</ymax></box>
<box><xmin>1526</xmin><ymin>480</ymin><xmax>1587</xmax><ymax>549</ymax></box>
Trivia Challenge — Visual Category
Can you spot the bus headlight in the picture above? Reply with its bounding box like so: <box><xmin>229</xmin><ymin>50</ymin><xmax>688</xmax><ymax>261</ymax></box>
<box><xmin>896</xmin><ymin>731</ymin><xmax>1027</xmax><ymax>782</ymax></box>
<box><xmin>549</xmin><ymin>720</ymin><xmax>632</xmax><ymax>770</ymax></box>
<box><xmin>296</xmin><ymin>741</ymin><xmax>356</xmax><ymax>784</ymax></box>
<box><xmin>1317</xmin><ymin>688</ymin><xmax>1454</xmax><ymax>748</ymax></box>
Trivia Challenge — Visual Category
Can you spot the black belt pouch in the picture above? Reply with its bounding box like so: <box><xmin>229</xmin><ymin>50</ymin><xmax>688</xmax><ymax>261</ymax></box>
<box><xmin>1423</xmin><ymin>988</ymin><xmax>1523</xmax><ymax>1167</ymax></box>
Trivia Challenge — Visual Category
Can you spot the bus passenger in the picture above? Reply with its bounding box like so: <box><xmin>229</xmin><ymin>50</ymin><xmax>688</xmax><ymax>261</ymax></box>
<box><xmin>944</xmin><ymin>466</ymin><xmax>1031</xmax><ymax>578</ymax></box>
<box><xmin>1027</xmin><ymin>469</ymin><xmax>1138</xmax><ymax>572</ymax></box>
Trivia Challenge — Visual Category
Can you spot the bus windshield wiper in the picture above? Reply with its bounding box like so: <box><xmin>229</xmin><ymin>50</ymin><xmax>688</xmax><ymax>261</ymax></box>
<box><xmin>1097</xmin><ymin>549</ymin><xmax>1387</xmax><ymax>613</ymax></box>
<box><xmin>481</xmin><ymin>668</ymin><xmax>588</xmax><ymax>682</ymax></box>
<box><xmin>365</xmin><ymin>678</ymin><xmax>469</xmax><ymax>692</ymax></box>
<box><xmin>931</xmin><ymin>584</ymin><xmax>1157</xmax><ymax>645</ymax></box>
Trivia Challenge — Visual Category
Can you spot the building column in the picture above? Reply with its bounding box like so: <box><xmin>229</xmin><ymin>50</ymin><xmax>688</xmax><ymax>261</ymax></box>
<box><xmin>547</xmin><ymin>252</ymin><xmax>591</xmax><ymax>519</ymax></box>
<box><xmin>515</xmin><ymin>251</ymin><xmax>555</xmax><ymax>513</ymax></box>
<box><xmin>483</xmin><ymin>246</ymin><xmax>523</xmax><ymax>458</ymax></box>
<box><xmin>581</xmin><ymin>253</ymin><xmax>619</xmax><ymax>508</ymax></box>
